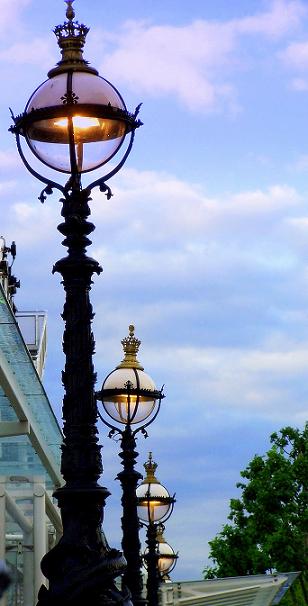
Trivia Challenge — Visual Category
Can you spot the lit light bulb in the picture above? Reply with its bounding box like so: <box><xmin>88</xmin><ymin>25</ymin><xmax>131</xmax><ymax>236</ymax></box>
<box><xmin>115</xmin><ymin>395</ymin><xmax>138</xmax><ymax>423</ymax></box>
<box><xmin>54</xmin><ymin>116</ymin><xmax>100</xmax><ymax>129</ymax></box>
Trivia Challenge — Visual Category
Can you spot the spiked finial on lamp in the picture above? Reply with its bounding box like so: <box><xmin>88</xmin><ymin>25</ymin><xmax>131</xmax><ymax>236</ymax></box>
<box><xmin>65</xmin><ymin>0</ymin><xmax>75</xmax><ymax>21</ymax></box>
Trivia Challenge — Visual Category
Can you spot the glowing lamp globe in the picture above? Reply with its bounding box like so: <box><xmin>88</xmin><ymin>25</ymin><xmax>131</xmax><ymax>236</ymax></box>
<box><xmin>136</xmin><ymin>453</ymin><xmax>174</xmax><ymax>523</ymax></box>
<box><xmin>11</xmin><ymin>1</ymin><xmax>140</xmax><ymax>175</ymax></box>
<box><xmin>99</xmin><ymin>326</ymin><xmax>162</xmax><ymax>426</ymax></box>
<box><xmin>23</xmin><ymin>73</ymin><xmax>130</xmax><ymax>173</ymax></box>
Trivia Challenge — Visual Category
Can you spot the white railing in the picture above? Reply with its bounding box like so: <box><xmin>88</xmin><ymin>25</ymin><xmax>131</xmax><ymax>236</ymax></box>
<box><xmin>15</xmin><ymin>312</ymin><xmax>47</xmax><ymax>378</ymax></box>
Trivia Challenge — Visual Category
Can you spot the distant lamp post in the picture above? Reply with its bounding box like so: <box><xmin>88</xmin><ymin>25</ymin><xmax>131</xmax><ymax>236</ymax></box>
<box><xmin>10</xmin><ymin>1</ymin><xmax>142</xmax><ymax>604</ymax></box>
<box><xmin>137</xmin><ymin>454</ymin><xmax>175</xmax><ymax>606</ymax></box>
<box><xmin>96</xmin><ymin>326</ymin><xmax>164</xmax><ymax>606</ymax></box>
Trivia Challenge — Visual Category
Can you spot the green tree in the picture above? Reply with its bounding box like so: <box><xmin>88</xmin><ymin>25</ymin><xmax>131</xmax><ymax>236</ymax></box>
<box><xmin>204</xmin><ymin>424</ymin><xmax>308</xmax><ymax>578</ymax></box>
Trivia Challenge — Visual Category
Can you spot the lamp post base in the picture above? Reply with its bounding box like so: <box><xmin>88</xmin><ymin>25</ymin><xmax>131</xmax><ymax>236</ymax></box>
<box><xmin>36</xmin><ymin>486</ymin><xmax>129</xmax><ymax>606</ymax></box>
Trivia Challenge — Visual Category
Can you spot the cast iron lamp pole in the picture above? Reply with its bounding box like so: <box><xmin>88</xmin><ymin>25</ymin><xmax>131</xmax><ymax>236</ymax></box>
<box><xmin>136</xmin><ymin>454</ymin><xmax>176</xmax><ymax>606</ymax></box>
<box><xmin>96</xmin><ymin>325</ymin><xmax>164</xmax><ymax>606</ymax></box>
<box><xmin>10</xmin><ymin>2</ymin><xmax>142</xmax><ymax>605</ymax></box>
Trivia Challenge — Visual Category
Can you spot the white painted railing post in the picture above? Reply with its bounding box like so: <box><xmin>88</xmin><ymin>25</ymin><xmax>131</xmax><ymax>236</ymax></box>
<box><xmin>33</xmin><ymin>481</ymin><xmax>47</xmax><ymax>600</ymax></box>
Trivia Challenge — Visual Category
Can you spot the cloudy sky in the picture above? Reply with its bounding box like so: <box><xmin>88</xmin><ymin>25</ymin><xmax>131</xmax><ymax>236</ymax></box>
<box><xmin>1</xmin><ymin>0</ymin><xmax>308</xmax><ymax>581</ymax></box>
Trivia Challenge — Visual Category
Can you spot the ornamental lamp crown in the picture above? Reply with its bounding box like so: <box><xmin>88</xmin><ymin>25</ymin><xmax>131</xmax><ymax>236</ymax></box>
<box><xmin>116</xmin><ymin>325</ymin><xmax>144</xmax><ymax>371</ymax></box>
<box><xmin>142</xmin><ymin>452</ymin><xmax>159</xmax><ymax>484</ymax></box>
<box><xmin>48</xmin><ymin>0</ymin><xmax>97</xmax><ymax>77</ymax></box>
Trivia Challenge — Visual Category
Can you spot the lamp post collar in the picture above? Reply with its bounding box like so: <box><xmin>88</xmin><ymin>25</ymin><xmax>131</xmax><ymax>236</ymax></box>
<box><xmin>116</xmin><ymin>325</ymin><xmax>144</xmax><ymax>371</ymax></box>
<box><xmin>48</xmin><ymin>0</ymin><xmax>98</xmax><ymax>77</ymax></box>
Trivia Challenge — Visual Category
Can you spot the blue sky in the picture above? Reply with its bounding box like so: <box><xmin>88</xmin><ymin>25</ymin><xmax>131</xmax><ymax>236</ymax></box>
<box><xmin>1</xmin><ymin>0</ymin><xmax>308</xmax><ymax>580</ymax></box>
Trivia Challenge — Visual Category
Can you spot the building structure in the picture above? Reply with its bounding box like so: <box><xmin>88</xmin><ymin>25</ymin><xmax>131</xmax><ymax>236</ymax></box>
<box><xmin>0</xmin><ymin>240</ymin><xmax>63</xmax><ymax>606</ymax></box>
<box><xmin>159</xmin><ymin>573</ymin><xmax>300</xmax><ymax>606</ymax></box>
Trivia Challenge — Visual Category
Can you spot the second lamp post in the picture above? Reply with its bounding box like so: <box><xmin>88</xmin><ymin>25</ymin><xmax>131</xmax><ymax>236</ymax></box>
<box><xmin>97</xmin><ymin>326</ymin><xmax>164</xmax><ymax>605</ymax></box>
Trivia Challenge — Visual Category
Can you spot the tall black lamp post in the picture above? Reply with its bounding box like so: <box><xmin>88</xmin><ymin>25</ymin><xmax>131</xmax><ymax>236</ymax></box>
<box><xmin>96</xmin><ymin>325</ymin><xmax>164</xmax><ymax>606</ymax></box>
<box><xmin>10</xmin><ymin>2</ymin><xmax>142</xmax><ymax>605</ymax></box>
<box><xmin>136</xmin><ymin>454</ymin><xmax>176</xmax><ymax>606</ymax></box>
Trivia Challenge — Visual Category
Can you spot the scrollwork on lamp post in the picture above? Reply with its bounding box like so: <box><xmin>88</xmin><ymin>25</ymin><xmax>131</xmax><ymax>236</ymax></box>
<box><xmin>10</xmin><ymin>2</ymin><xmax>142</xmax><ymax>605</ymax></box>
<box><xmin>96</xmin><ymin>325</ymin><xmax>164</xmax><ymax>606</ymax></box>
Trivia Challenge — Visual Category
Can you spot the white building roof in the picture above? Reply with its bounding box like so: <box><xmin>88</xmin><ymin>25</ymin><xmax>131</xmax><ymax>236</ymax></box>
<box><xmin>160</xmin><ymin>573</ymin><xmax>299</xmax><ymax>606</ymax></box>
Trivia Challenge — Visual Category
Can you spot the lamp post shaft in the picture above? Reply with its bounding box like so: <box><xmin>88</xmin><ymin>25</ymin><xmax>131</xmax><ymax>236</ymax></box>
<box><xmin>145</xmin><ymin>524</ymin><xmax>160</xmax><ymax>606</ymax></box>
<box><xmin>37</xmin><ymin>186</ymin><xmax>127</xmax><ymax>606</ymax></box>
<box><xmin>117</xmin><ymin>426</ymin><xmax>146</xmax><ymax>606</ymax></box>
<box><xmin>55</xmin><ymin>187</ymin><xmax>102</xmax><ymax>485</ymax></box>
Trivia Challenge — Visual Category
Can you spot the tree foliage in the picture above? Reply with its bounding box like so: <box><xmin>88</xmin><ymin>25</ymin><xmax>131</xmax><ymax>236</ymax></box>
<box><xmin>204</xmin><ymin>424</ymin><xmax>308</xmax><ymax>578</ymax></box>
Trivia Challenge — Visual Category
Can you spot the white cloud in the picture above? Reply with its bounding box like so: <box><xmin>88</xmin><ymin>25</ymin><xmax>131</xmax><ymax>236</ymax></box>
<box><xmin>91</xmin><ymin>168</ymin><xmax>301</xmax><ymax>251</ymax></box>
<box><xmin>291</xmin><ymin>77</ymin><xmax>308</xmax><ymax>90</ymax></box>
<box><xmin>0</xmin><ymin>150</ymin><xmax>22</xmax><ymax>170</ymax></box>
<box><xmin>142</xmin><ymin>342</ymin><xmax>308</xmax><ymax>422</ymax></box>
<box><xmin>279</xmin><ymin>39</ymin><xmax>308</xmax><ymax>91</ymax></box>
<box><xmin>0</xmin><ymin>181</ymin><xmax>18</xmax><ymax>194</ymax></box>
<box><xmin>2</xmin><ymin>167</ymin><xmax>307</xmax><ymax>429</ymax></box>
<box><xmin>0</xmin><ymin>0</ymin><xmax>30</xmax><ymax>33</ymax></box>
<box><xmin>234</xmin><ymin>0</ymin><xmax>306</xmax><ymax>39</ymax></box>
<box><xmin>0</xmin><ymin>38</ymin><xmax>55</xmax><ymax>67</ymax></box>
<box><xmin>99</xmin><ymin>0</ymin><xmax>306</xmax><ymax>112</ymax></box>
<box><xmin>292</xmin><ymin>154</ymin><xmax>308</xmax><ymax>170</ymax></box>
<box><xmin>101</xmin><ymin>20</ymin><xmax>237</xmax><ymax>113</ymax></box>
<box><xmin>281</xmin><ymin>40</ymin><xmax>308</xmax><ymax>70</ymax></box>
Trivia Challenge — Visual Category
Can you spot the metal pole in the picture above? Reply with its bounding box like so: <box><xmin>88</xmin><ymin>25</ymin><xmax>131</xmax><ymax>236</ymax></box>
<box><xmin>36</xmin><ymin>185</ymin><xmax>127</xmax><ymax>606</ymax></box>
<box><xmin>117</xmin><ymin>426</ymin><xmax>146</xmax><ymax>606</ymax></box>
<box><xmin>145</xmin><ymin>524</ymin><xmax>160</xmax><ymax>606</ymax></box>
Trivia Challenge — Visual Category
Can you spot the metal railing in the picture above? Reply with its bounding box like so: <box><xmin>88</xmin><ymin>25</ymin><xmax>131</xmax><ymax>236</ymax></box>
<box><xmin>15</xmin><ymin>312</ymin><xmax>47</xmax><ymax>378</ymax></box>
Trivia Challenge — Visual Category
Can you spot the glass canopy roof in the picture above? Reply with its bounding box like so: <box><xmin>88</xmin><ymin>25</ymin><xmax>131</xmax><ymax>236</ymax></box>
<box><xmin>0</xmin><ymin>281</ymin><xmax>62</xmax><ymax>489</ymax></box>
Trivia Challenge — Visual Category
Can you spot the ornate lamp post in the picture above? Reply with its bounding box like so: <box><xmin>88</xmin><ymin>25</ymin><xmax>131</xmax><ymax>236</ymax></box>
<box><xmin>10</xmin><ymin>2</ymin><xmax>142</xmax><ymax>605</ymax></box>
<box><xmin>136</xmin><ymin>454</ymin><xmax>176</xmax><ymax>606</ymax></box>
<box><xmin>96</xmin><ymin>325</ymin><xmax>164</xmax><ymax>606</ymax></box>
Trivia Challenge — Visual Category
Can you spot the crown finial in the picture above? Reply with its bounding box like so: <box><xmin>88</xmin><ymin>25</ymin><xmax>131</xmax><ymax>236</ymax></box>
<box><xmin>142</xmin><ymin>452</ymin><xmax>159</xmax><ymax>484</ymax></box>
<box><xmin>48</xmin><ymin>1</ymin><xmax>98</xmax><ymax>78</ymax></box>
<box><xmin>116</xmin><ymin>325</ymin><xmax>144</xmax><ymax>370</ymax></box>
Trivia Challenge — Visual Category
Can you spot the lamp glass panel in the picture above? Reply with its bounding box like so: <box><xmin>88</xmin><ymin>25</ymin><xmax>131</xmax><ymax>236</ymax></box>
<box><xmin>103</xmin><ymin>395</ymin><xmax>155</xmax><ymax>425</ymax></box>
<box><xmin>24</xmin><ymin>72</ymin><xmax>128</xmax><ymax>172</ymax></box>
<box><xmin>26</xmin><ymin>73</ymin><xmax>126</xmax><ymax>113</ymax></box>
<box><xmin>102</xmin><ymin>367</ymin><xmax>157</xmax><ymax>424</ymax></box>
<box><xmin>70</xmin><ymin>72</ymin><xmax>126</xmax><ymax>108</ymax></box>
<box><xmin>26</xmin><ymin>132</ymin><xmax>125</xmax><ymax>173</ymax></box>
<box><xmin>157</xmin><ymin>544</ymin><xmax>175</xmax><ymax>573</ymax></box>
<box><xmin>136</xmin><ymin>482</ymin><xmax>171</xmax><ymax>522</ymax></box>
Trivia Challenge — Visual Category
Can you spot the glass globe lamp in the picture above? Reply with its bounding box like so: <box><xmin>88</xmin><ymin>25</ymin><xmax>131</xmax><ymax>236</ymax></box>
<box><xmin>136</xmin><ymin>453</ymin><xmax>175</xmax><ymax>523</ymax></box>
<box><xmin>98</xmin><ymin>326</ymin><xmax>163</xmax><ymax>426</ymax></box>
<box><xmin>156</xmin><ymin>526</ymin><xmax>178</xmax><ymax>576</ymax></box>
<box><xmin>143</xmin><ymin>525</ymin><xmax>178</xmax><ymax>577</ymax></box>
<box><xmin>11</xmin><ymin>1</ymin><xmax>140</xmax><ymax>175</ymax></box>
